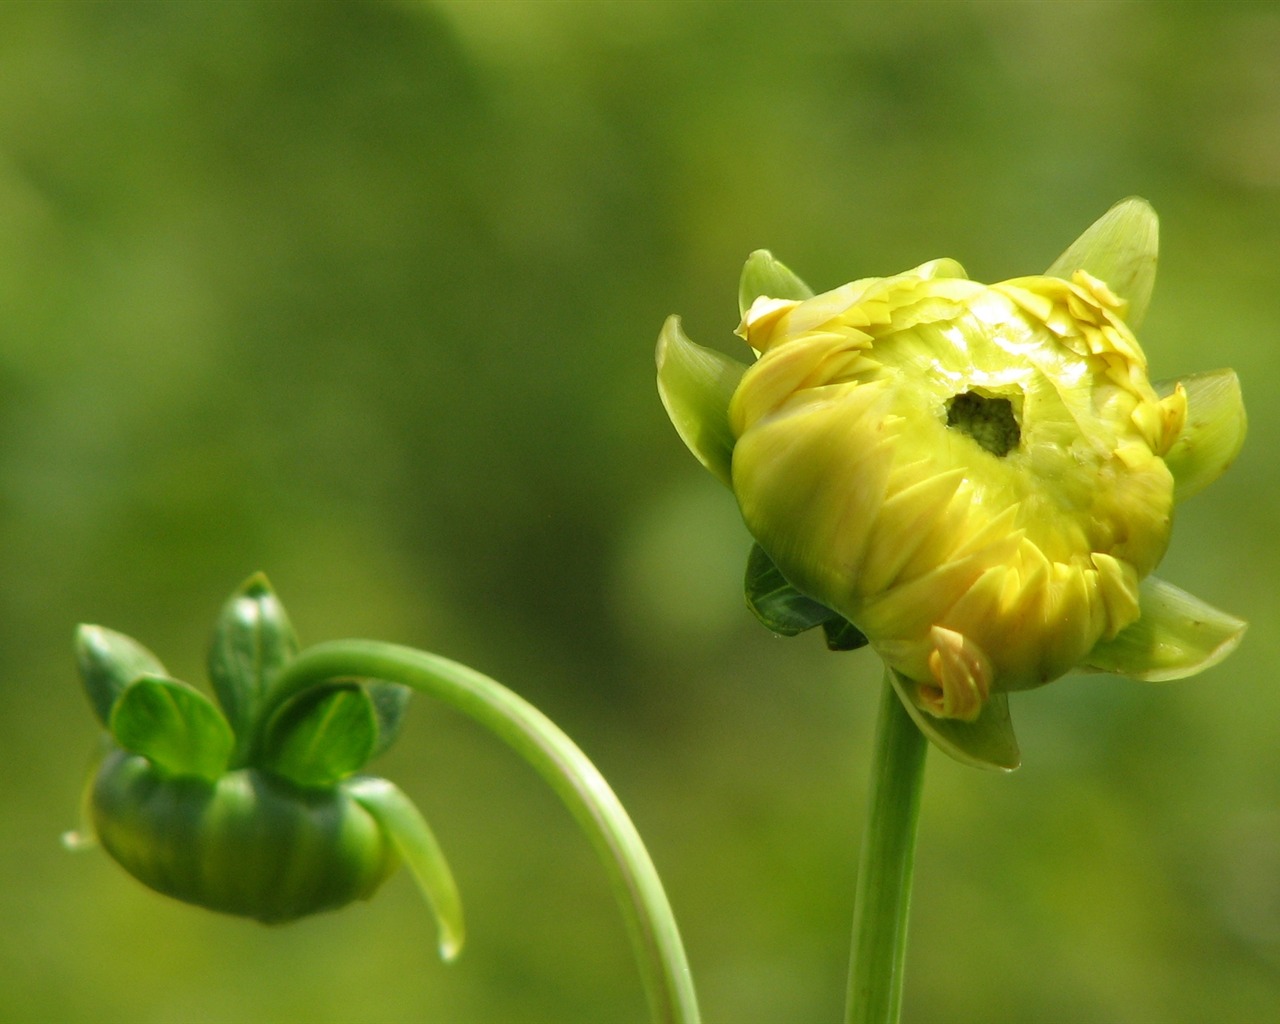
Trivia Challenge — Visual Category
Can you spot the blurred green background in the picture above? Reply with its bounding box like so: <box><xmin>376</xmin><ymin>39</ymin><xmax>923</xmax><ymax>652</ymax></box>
<box><xmin>2</xmin><ymin>2</ymin><xmax>1277</xmax><ymax>1021</ymax></box>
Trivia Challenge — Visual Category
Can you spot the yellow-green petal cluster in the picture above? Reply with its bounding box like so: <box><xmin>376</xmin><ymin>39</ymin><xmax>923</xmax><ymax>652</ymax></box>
<box><xmin>657</xmin><ymin>199</ymin><xmax>1245</xmax><ymax>759</ymax></box>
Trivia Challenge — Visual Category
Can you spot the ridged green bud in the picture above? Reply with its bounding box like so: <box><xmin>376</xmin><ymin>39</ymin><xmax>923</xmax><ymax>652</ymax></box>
<box><xmin>91</xmin><ymin>750</ymin><xmax>395</xmax><ymax>923</ymax></box>
<box><xmin>68</xmin><ymin>575</ymin><xmax>462</xmax><ymax>957</ymax></box>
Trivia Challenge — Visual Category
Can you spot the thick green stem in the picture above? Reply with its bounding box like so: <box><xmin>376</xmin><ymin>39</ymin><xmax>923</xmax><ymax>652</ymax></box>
<box><xmin>846</xmin><ymin>670</ymin><xmax>928</xmax><ymax>1024</ymax></box>
<box><xmin>267</xmin><ymin>640</ymin><xmax>699</xmax><ymax>1024</ymax></box>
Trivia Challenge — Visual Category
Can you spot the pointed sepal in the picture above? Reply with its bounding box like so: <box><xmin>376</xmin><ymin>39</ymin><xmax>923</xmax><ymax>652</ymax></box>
<box><xmin>348</xmin><ymin>777</ymin><xmax>465</xmax><ymax>962</ymax></box>
<box><xmin>655</xmin><ymin>315</ymin><xmax>747</xmax><ymax>488</ymax></box>
<box><xmin>109</xmin><ymin>675</ymin><xmax>235</xmax><ymax>781</ymax></box>
<box><xmin>823</xmin><ymin>618</ymin><xmax>870</xmax><ymax>652</ymax></box>
<box><xmin>261</xmin><ymin>683</ymin><xmax>378</xmax><ymax>787</ymax></box>
<box><xmin>1156</xmin><ymin>369</ymin><xmax>1246</xmax><ymax>503</ymax></box>
<box><xmin>888</xmin><ymin>669</ymin><xmax>1020</xmax><ymax>771</ymax></box>
<box><xmin>738</xmin><ymin>249</ymin><xmax>815</xmax><ymax>317</ymax></box>
<box><xmin>75</xmin><ymin>625</ymin><xmax>168</xmax><ymax>727</ymax></box>
<box><xmin>1083</xmin><ymin>575</ymin><xmax>1246</xmax><ymax>681</ymax></box>
<box><xmin>208</xmin><ymin>573</ymin><xmax>300</xmax><ymax>762</ymax></box>
<box><xmin>1045</xmin><ymin>197</ymin><xmax>1158</xmax><ymax>328</ymax></box>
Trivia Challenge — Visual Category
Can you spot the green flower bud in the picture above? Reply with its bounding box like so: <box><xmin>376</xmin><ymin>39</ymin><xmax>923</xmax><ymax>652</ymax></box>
<box><xmin>657</xmin><ymin>200</ymin><xmax>1246</xmax><ymax>754</ymax></box>
<box><xmin>68</xmin><ymin>576</ymin><xmax>463</xmax><ymax>957</ymax></box>
<box><xmin>91</xmin><ymin>749</ymin><xmax>396</xmax><ymax>923</ymax></box>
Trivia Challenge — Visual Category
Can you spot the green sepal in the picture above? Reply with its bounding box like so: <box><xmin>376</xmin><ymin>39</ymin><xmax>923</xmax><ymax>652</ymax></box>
<box><xmin>888</xmin><ymin>669</ymin><xmax>1020</xmax><ymax>772</ymax></box>
<box><xmin>348</xmin><ymin>776</ymin><xmax>465</xmax><ymax>963</ymax></box>
<box><xmin>261</xmin><ymin>683</ymin><xmax>378</xmax><ymax>787</ymax></box>
<box><xmin>109</xmin><ymin>675</ymin><xmax>235</xmax><ymax>781</ymax></box>
<box><xmin>208</xmin><ymin>573</ymin><xmax>300</xmax><ymax>763</ymax></box>
<box><xmin>1156</xmin><ymin>369</ymin><xmax>1247</xmax><ymax>503</ymax></box>
<box><xmin>367</xmin><ymin>682</ymin><xmax>412</xmax><ymax>759</ymax></box>
<box><xmin>738</xmin><ymin>249</ymin><xmax>814</xmax><ymax>317</ymax></box>
<box><xmin>745</xmin><ymin>543</ymin><xmax>868</xmax><ymax>649</ymax></box>
<box><xmin>75</xmin><ymin>624</ymin><xmax>168</xmax><ymax>727</ymax></box>
<box><xmin>745</xmin><ymin>543</ymin><xmax>833</xmax><ymax>635</ymax></box>
<box><xmin>823</xmin><ymin>618</ymin><xmax>869</xmax><ymax>652</ymax></box>
<box><xmin>1083</xmin><ymin>575</ymin><xmax>1246</xmax><ymax>682</ymax></box>
<box><xmin>1045</xmin><ymin>196</ymin><xmax>1158</xmax><ymax>329</ymax></box>
<box><xmin>656</xmin><ymin>316</ymin><xmax>748</xmax><ymax>489</ymax></box>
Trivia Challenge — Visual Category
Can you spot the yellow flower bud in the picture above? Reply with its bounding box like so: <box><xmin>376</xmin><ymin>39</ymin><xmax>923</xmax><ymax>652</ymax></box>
<box><xmin>658</xmin><ymin>199</ymin><xmax>1246</xmax><ymax>752</ymax></box>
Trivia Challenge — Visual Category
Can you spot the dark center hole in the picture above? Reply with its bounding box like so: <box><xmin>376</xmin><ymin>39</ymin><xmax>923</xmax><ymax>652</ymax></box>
<box><xmin>945</xmin><ymin>391</ymin><xmax>1020</xmax><ymax>457</ymax></box>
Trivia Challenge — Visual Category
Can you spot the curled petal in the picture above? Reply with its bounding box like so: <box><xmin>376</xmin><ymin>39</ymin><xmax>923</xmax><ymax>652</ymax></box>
<box><xmin>888</xmin><ymin>668</ymin><xmax>1020</xmax><ymax>772</ymax></box>
<box><xmin>737</xmin><ymin>296</ymin><xmax>804</xmax><ymax>352</ymax></box>
<box><xmin>738</xmin><ymin>249</ymin><xmax>814</xmax><ymax>317</ymax></box>
<box><xmin>1083</xmin><ymin>575</ymin><xmax>1246</xmax><ymax>681</ymax></box>
<box><xmin>1090</xmin><ymin>552</ymin><xmax>1142</xmax><ymax>639</ymax></box>
<box><xmin>921</xmin><ymin>626</ymin><xmax>992</xmax><ymax>722</ymax></box>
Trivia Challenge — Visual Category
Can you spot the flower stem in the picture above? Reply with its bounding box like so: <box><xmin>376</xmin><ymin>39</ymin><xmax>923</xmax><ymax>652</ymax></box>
<box><xmin>845</xmin><ymin>670</ymin><xmax>928</xmax><ymax>1024</ymax></box>
<box><xmin>267</xmin><ymin>640</ymin><xmax>700</xmax><ymax>1024</ymax></box>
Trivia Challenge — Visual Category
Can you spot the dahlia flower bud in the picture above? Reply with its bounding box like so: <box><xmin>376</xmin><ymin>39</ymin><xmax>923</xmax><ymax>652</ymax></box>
<box><xmin>657</xmin><ymin>199</ymin><xmax>1246</xmax><ymax>767</ymax></box>
<box><xmin>66</xmin><ymin>574</ymin><xmax>463</xmax><ymax>957</ymax></box>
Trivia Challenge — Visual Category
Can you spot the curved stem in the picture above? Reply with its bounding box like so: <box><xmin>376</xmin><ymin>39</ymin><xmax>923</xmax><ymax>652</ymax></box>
<box><xmin>845</xmin><ymin>670</ymin><xmax>928</xmax><ymax>1024</ymax></box>
<box><xmin>267</xmin><ymin>640</ymin><xmax>700</xmax><ymax>1024</ymax></box>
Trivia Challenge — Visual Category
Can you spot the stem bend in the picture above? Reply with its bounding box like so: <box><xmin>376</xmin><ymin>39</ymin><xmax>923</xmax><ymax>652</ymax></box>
<box><xmin>269</xmin><ymin>640</ymin><xmax>700</xmax><ymax>1024</ymax></box>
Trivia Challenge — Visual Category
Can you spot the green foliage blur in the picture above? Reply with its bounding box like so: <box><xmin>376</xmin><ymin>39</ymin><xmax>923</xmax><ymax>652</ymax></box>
<box><xmin>2</xmin><ymin>2</ymin><xmax>1277</xmax><ymax>1021</ymax></box>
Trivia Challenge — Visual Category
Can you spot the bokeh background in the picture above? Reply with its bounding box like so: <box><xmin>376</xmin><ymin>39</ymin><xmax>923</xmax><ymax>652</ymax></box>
<box><xmin>2</xmin><ymin>2</ymin><xmax>1277</xmax><ymax>1021</ymax></box>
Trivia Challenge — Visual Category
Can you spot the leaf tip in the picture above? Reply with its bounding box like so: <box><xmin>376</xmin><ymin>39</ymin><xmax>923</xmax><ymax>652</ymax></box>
<box><xmin>437</xmin><ymin>927</ymin><xmax>465</xmax><ymax>964</ymax></box>
<box><xmin>237</xmin><ymin>571</ymin><xmax>275</xmax><ymax>599</ymax></box>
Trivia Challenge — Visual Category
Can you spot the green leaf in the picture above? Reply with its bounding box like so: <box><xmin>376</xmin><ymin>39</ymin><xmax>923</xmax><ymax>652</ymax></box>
<box><xmin>655</xmin><ymin>316</ymin><xmax>748</xmax><ymax>488</ymax></box>
<box><xmin>888</xmin><ymin>669</ymin><xmax>1020</xmax><ymax>772</ymax></box>
<box><xmin>1156</xmin><ymin>369</ymin><xmax>1247</xmax><ymax>503</ymax></box>
<box><xmin>109</xmin><ymin>675</ymin><xmax>234</xmax><ymax>781</ymax></box>
<box><xmin>1045</xmin><ymin>197</ymin><xmax>1158</xmax><ymax>329</ymax></box>
<box><xmin>1084</xmin><ymin>575</ymin><xmax>1246</xmax><ymax>681</ymax></box>
<box><xmin>745</xmin><ymin>543</ymin><xmax>869</xmax><ymax>649</ymax></box>
<box><xmin>261</xmin><ymin>683</ymin><xmax>378</xmax><ymax>787</ymax></box>
<box><xmin>348</xmin><ymin>777</ymin><xmax>465</xmax><ymax>963</ymax></box>
<box><xmin>367</xmin><ymin>682</ymin><xmax>412</xmax><ymax>759</ymax></box>
<box><xmin>208</xmin><ymin>572</ymin><xmax>300</xmax><ymax>761</ymax></box>
<box><xmin>75</xmin><ymin>625</ymin><xmax>168</xmax><ymax>727</ymax></box>
<box><xmin>738</xmin><ymin>249</ymin><xmax>814</xmax><ymax>317</ymax></box>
